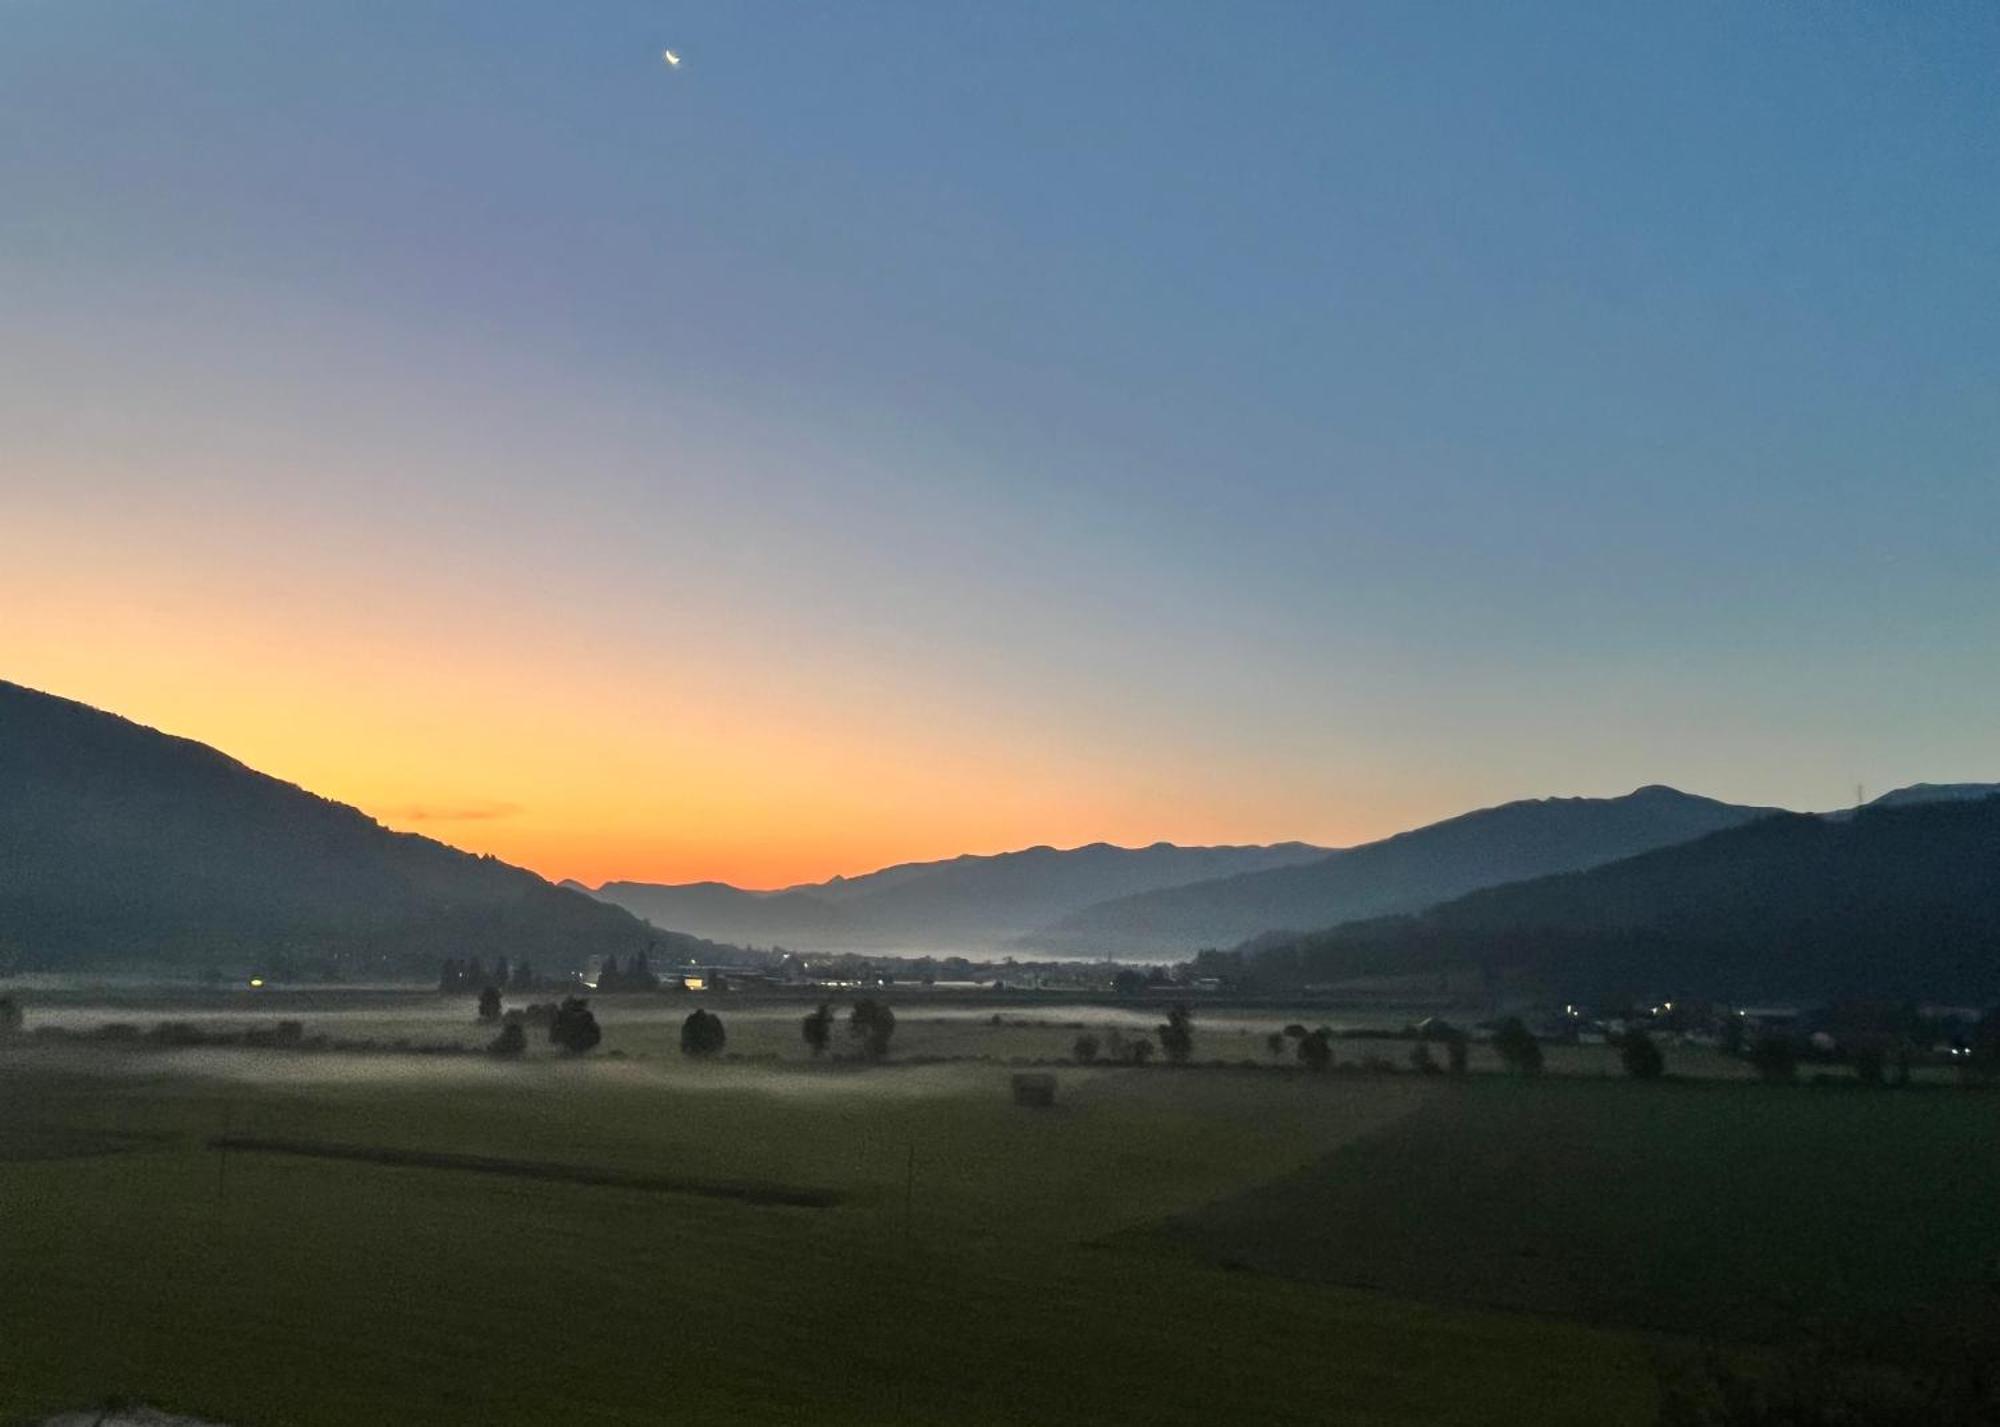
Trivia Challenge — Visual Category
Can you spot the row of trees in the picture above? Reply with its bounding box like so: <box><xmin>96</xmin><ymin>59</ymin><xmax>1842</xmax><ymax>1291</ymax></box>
<box><xmin>482</xmin><ymin>998</ymin><xmax>896</xmax><ymax>1062</ymax></box>
<box><xmin>439</xmin><ymin>957</ymin><xmax>536</xmax><ymax>994</ymax></box>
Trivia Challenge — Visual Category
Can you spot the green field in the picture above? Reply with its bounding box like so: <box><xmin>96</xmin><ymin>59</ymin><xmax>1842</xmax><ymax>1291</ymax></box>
<box><xmin>4</xmin><ymin>992</ymin><xmax>1992</xmax><ymax>1425</ymax></box>
<box><xmin>1137</xmin><ymin>1075</ymin><xmax>2000</xmax><ymax>1356</ymax></box>
<box><xmin>1</xmin><ymin>1035</ymin><xmax>1655</xmax><ymax>1426</ymax></box>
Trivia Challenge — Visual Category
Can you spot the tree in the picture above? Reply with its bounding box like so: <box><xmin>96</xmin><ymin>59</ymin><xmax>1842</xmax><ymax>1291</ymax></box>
<box><xmin>0</xmin><ymin>995</ymin><xmax>21</xmax><ymax>1036</ymax></box>
<box><xmin>1492</xmin><ymin>1018</ymin><xmax>1544</xmax><ymax>1075</ymax></box>
<box><xmin>1297</xmin><ymin>1027</ymin><xmax>1333</xmax><ymax>1073</ymax></box>
<box><xmin>596</xmin><ymin>956</ymin><xmax>622</xmax><ymax>993</ymax></box>
<box><xmin>476</xmin><ymin>985</ymin><xmax>502</xmax><ymax>1022</ymax></box>
<box><xmin>1618</xmin><ymin>1027</ymin><xmax>1665</xmax><ymax>1080</ymax></box>
<box><xmin>627</xmin><ymin>946</ymin><xmax>661</xmax><ymax>992</ymax></box>
<box><xmin>1444</xmin><ymin>1030</ymin><xmax>1469</xmax><ymax>1077</ymax></box>
<box><xmin>488</xmin><ymin>1021</ymin><xmax>527</xmax><ymax>1058</ymax></box>
<box><xmin>1264</xmin><ymin>1031</ymin><xmax>1285</xmax><ymax>1060</ymax></box>
<box><xmin>548</xmin><ymin>997</ymin><xmax>602</xmax><ymax>1055</ymax></box>
<box><xmin>1157</xmin><ymin>1004</ymin><xmax>1194</xmax><ymax>1064</ymax></box>
<box><xmin>511</xmin><ymin>960</ymin><xmax>535</xmax><ymax>991</ymax></box>
<box><xmin>1073</xmin><ymin>1032</ymin><xmax>1101</xmax><ymax>1064</ymax></box>
<box><xmin>1749</xmin><ymin>1033</ymin><xmax>1798</xmax><ymax>1084</ymax></box>
<box><xmin>438</xmin><ymin>958</ymin><xmax>463</xmax><ymax>993</ymax></box>
<box><xmin>680</xmin><ymin>1008</ymin><xmax>726</xmax><ymax>1058</ymax></box>
<box><xmin>491</xmin><ymin>956</ymin><xmax>510</xmax><ymax>991</ymax></box>
<box><xmin>1128</xmin><ymin>1036</ymin><xmax>1155</xmax><ymax>1066</ymax></box>
<box><xmin>849</xmin><ymin>999</ymin><xmax>896</xmax><ymax>1060</ymax></box>
<box><xmin>1112</xmin><ymin>968</ymin><xmax>1148</xmax><ymax>996</ymax></box>
<box><xmin>801</xmin><ymin>1001</ymin><xmax>834</xmax><ymax>1057</ymax></box>
<box><xmin>1851</xmin><ymin>1044</ymin><xmax>1886</xmax><ymax>1086</ymax></box>
<box><xmin>1409</xmin><ymin>1041</ymin><xmax>1441</xmax><ymax>1075</ymax></box>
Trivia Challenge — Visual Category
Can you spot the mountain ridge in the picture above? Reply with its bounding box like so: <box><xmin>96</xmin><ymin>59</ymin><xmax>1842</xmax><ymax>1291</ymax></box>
<box><xmin>582</xmin><ymin>840</ymin><xmax>1331</xmax><ymax>954</ymax></box>
<box><xmin>0</xmin><ymin>680</ymin><xmax>724</xmax><ymax>974</ymax></box>
<box><xmin>1251</xmin><ymin>794</ymin><xmax>2000</xmax><ymax>1002</ymax></box>
<box><xmin>1021</xmin><ymin>785</ymin><xmax>1785</xmax><ymax>958</ymax></box>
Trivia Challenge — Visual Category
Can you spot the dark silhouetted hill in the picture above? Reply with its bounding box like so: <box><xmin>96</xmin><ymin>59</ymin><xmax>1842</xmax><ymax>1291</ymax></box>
<box><xmin>584</xmin><ymin>841</ymin><xmax>1329</xmax><ymax>954</ymax></box>
<box><xmin>0</xmin><ymin>681</ymin><xmax>721</xmax><ymax>974</ymax></box>
<box><xmin>1255</xmin><ymin>796</ymin><xmax>2000</xmax><ymax>1002</ymax></box>
<box><xmin>1025</xmin><ymin>786</ymin><xmax>1780</xmax><ymax>958</ymax></box>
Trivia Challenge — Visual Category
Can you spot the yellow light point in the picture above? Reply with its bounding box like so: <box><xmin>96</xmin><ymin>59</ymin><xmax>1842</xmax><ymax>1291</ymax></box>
<box><xmin>248</xmin><ymin>978</ymin><xmax>264</xmax><ymax>988</ymax></box>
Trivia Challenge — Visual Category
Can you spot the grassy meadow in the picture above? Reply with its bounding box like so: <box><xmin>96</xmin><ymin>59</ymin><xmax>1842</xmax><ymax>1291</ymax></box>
<box><xmin>2</xmin><ymin>988</ymin><xmax>1991</xmax><ymax>1425</ymax></box>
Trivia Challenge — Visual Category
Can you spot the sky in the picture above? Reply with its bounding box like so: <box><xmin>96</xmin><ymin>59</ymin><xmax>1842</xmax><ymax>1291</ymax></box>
<box><xmin>3</xmin><ymin>1</ymin><xmax>1997</xmax><ymax>889</ymax></box>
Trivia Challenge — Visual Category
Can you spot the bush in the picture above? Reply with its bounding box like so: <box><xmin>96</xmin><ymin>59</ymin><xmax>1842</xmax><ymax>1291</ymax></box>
<box><xmin>1072</xmin><ymin>1032</ymin><xmax>1100</xmax><ymax>1063</ymax></box>
<box><xmin>476</xmin><ymin>985</ymin><xmax>502</xmax><ymax>1022</ymax></box>
<box><xmin>548</xmin><ymin>998</ymin><xmax>602</xmax><ymax>1055</ymax></box>
<box><xmin>1157</xmin><ymin>1004</ymin><xmax>1194</xmax><ymax>1064</ymax></box>
<box><xmin>0</xmin><ymin>995</ymin><xmax>22</xmax><ymax>1036</ymax></box>
<box><xmin>1491</xmin><ymin>1018</ymin><xmax>1544</xmax><ymax>1075</ymax></box>
<box><xmin>1445</xmin><ymin>1031</ymin><xmax>1469</xmax><ymax>1076</ymax></box>
<box><xmin>488</xmin><ymin>1022</ymin><xmax>527</xmax><ymax>1058</ymax></box>
<box><xmin>849</xmin><ymin>999</ymin><xmax>896</xmax><ymax>1059</ymax></box>
<box><xmin>1749</xmin><ymin>1034</ymin><xmax>1798</xmax><ymax>1083</ymax></box>
<box><xmin>801</xmin><ymin>1002</ymin><xmax>834</xmax><ymax>1057</ymax></box>
<box><xmin>1619</xmin><ymin>1028</ymin><xmax>1666</xmax><ymax>1080</ymax></box>
<box><xmin>680</xmin><ymin>1008</ymin><xmax>726</xmax><ymax>1058</ymax></box>
<box><xmin>1297</xmin><ymin>1028</ymin><xmax>1333</xmax><ymax>1073</ymax></box>
<box><xmin>1408</xmin><ymin>1041</ymin><xmax>1441</xmax><ymax>1075</ymax></box>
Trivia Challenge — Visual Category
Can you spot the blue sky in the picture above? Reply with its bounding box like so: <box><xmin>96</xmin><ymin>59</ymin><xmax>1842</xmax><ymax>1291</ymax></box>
<box><xmin>3</xmin><ymin>1</ymin><xmax>1996</xmax><ymax>882</ymax></box>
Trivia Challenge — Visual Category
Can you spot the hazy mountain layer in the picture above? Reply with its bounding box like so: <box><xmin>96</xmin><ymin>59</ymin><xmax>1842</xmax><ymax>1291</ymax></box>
<box><xmin>1024</xmin><ymin>786</ymin><xmax>1783</xmax><ymax>958</ymax></box>
<box><xmin>585</xmin><ymin>841</ymin><xmax>1330</xmax><ymax>954</ymax></box>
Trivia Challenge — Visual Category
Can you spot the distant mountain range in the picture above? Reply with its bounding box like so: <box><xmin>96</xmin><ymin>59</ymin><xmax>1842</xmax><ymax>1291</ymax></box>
<box><xmin>1252</xmin><ymin>791</ymin><xmax>2000</xmax><ymax>1003</ymax></box>
<box><xmin>576</xmin><ymin>841</ymin><xmax>1331</xmax><ymax>956</ymax></box>
<box><xmin>1019</xmin><ymin>786</ymin><xmax>1784</xmax><ymax>958</ymax></box>
<box><xmin>0</xmin><ymin>681</ymin><xmax>723</xmax><ymax>974</ymax></box>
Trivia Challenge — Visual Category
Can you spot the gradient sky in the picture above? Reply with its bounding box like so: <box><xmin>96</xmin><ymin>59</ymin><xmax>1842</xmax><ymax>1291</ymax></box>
<box><xmin>4</xmin><ymin>2</ymin><xmax>1997</xmax><ymax>888</ymax></box>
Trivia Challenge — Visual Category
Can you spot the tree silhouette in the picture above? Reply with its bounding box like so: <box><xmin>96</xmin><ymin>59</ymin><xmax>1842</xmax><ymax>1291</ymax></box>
<box><xmin>1157</xmin><ymin>1004</ymin><xmax>1195</xmax><ymax>1064</ymax></box>
<box><xmin>488</xmin><ymin>1021</ymin><xmax>527</xmax><ymax>1058</ymax></box>
<box><xmin>1073</xmin><ymin>1032</ymin><xmax>1101</xmax><ymax>1063</ymax></box>
<box><xmin>1749</xmin><ymin>1033</ymin><xmax>1798</xmax><ymax>1083</ymax></box>
<box><xmin>548</xmin><ymin>997</ymin><xmax>602</xmax><ymax>1055</ymax></box>
<box><xmin>0</xmin><ymin>995</ymin><xmax>21</xmax><ymax>1036</ymax></box>
<box><xmin>680</xmin><ymin>1008</ymin><xmax>726</xmax><ymax>1058</ymax></box>
<box><xmin>1409</xmin><ymin>1041</ymin><xmax>1441</xmax><ymax>1074</ymax></box>
<box><xmin>1491</xmin><ymin>1018</ymin><xmax>1544</xmax><ymax>1075</ymax></box>
<box><xmin>1128</xmin><ymin>1036</ymin><xmax>1155</xmax><ymax>1065</ymax></box>
<box><xmin>849</xmin><ymin>999</ymin><xmax>896</xmax><ymax>1059</ymax></box>
<box><xmin>1265</xmin><ymin>1031</ymin><xmax>1285</xmax><ymax>1059</ymax></box>
<box><xmin>596</xmin><ymin>956</ymin><xmax>622</xmax><ymax>993</ymax></box>
<box><xmin>627</xmin><ymin>946</ymin><xmax>661</xmax><ymax>992</ymax></box>
<box><xmin>1445</xmin><ymin>1030</ymin><xmax>1469</xmax><ymax>1076</ymax></box>
<box><xmin>476</xmin><ymin>985</ymin><xmax>502</xmax><ymax>1022</ymax></box>
<box><xmin>800</xmin><ymin>1001</ymin><xmax>834</xmax><ymax>1057</ymax></box>
<box><xmin>1618</xmin><ymin>1027</ymin><xmax>1666</xmax><ymax>1079</ymax></box>
<box><xmin>1297</xmin><ymin>1028</ymin><xmax>1332</xmax><ymax>1072</ymax></box>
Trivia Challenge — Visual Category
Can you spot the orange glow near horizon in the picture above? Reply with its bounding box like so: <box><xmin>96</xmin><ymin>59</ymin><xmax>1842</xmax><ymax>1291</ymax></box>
<box><xmin>3</xmin><ymin>524</ymin><xmax>1415</xmax><ymax>889</ymax></box>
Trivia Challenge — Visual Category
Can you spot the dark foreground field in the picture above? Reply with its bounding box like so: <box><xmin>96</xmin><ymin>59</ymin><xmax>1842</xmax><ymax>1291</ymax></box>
<box><xmin>1135</xmin><ymin>1076</ymin><xmax>2000</xmax><ymax>1368</ymax></box>
<box><xmin>3</xmin><ymin>1027</ymin><xmax>1994</xmax><ymax>1425</ymax></box>
<box><xmin>2</xmin><ymin>1044</ymin><xmax>1643</xmax><ymax>1427</ymax></box>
